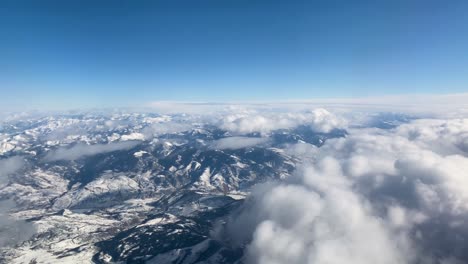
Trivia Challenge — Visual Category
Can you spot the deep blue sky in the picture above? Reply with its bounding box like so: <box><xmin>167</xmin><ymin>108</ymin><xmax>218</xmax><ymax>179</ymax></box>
<box><xmin>1</xmin><ymin>0</ymin><xmax>468</xmax><ymax>109</ymax></box>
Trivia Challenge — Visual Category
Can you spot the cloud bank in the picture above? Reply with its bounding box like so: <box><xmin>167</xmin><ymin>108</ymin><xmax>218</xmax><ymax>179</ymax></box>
<box><xmin>224</xmin><ymin>117</ymin><xmax>468</xmax><ymax>264</ymax></box>
<box><xmin>147</xmin><ymin>93</ymin><xmax>468</xmax><ymax>118</ymax></box>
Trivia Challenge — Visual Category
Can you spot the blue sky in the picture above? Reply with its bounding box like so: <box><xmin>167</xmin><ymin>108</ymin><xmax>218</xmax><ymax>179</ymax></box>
<box><xmin>1</xmin><ymin>0</ymin><xmax>468</xmax><ymax>109</ymax></box>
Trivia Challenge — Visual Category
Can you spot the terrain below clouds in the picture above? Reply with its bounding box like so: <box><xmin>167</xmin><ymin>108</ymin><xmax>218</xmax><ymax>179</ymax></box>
<box><xmin>0</xmin><ymin>106</ymin><xmax>467</xmax><ymax>264</ymax></box>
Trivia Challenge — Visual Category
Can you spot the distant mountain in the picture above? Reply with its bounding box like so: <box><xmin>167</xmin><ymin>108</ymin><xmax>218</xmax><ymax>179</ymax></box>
<box><xmin>0</xmin><ymin>112</ymin><xmax>345</xmax><ymax>263</ymax></box>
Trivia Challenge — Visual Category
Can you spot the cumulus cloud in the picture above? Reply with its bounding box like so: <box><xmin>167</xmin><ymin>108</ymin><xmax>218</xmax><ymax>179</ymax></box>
<box><xmin>223</xmin><ymin>117</ymin><xmax>468</xmax><ymax>264</ymax></box>
<box><xmin>396</xmin><ymin>119</ymin><xmax>468</xmax><ymax>156</ymax></box>
<box><xmin>210</xmin><ymin>137</ymin><xmax>269</xmax><ymax>150</ymax></box>
<box><xmin>44</xmin><ymin>141</ymin><xmax>140</xmax><ymax>161</ymax></box>
<box><xmin>220</xmin><ymin>108</ymin><xmax>344</xmax><ymax>135</ymax></box>
<box><xmin>226</xmin><ymin>159</ymin><xmax>413</xmax><ymax>264</ymax></box>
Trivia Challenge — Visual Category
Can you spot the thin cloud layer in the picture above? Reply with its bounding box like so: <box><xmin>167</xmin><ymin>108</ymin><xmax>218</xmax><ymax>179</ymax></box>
<box><xmin>0</xmin><ymin>156</ymin><xmax>24</xmax><ymax>185</ymax></box>
<box><xmin>0</xmin><ymin>159</ymin><xmax>35</xmax><ymax>247</ymax></box>
<box><xmin>147</xmin><ymin>93</ymin><xmax>468</xmax><ymax>118</ymax></box>
<box><xmin>0</xmin><ymin>200</ymin><xmax>36</xmax><ymax>247</ymax></box>
<box><xmin>210</xmin><ymin>137</ymin><xmax>269</xmax><ymax>150</ymax></box>
<box><xmin>141</xmin><ymin>122</ymin><xmax>193</xmax><ymax>138</ymax></box>
<box><xmin>44</xmin><ymin>141</ymin><xmax>140</xmax><ymax>161</ymax></box>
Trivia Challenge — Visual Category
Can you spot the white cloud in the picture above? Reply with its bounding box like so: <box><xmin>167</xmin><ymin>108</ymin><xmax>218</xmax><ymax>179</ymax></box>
<box><xmin>210</xmin><ymin>137</ymin><xmax>269</xmax><ymax>150</ymax></box>
<box><xmin>0</xmin><ymin>200</ymin><xmax>36</xmax><ymax>247</ymax></box>
<box><xmin>240</xmin><ymin>159</ymin><xmax>413</xmax><ymax>264</ymax></box>
<box><xmin>396</xmin><ymin>119</ymin><xmax>468</xmax><ymax>156</ymax></box>
<box><xmin>0</xmin><ymin>156</ymin><xmax>24</xmax><ymax>185</ymax></box>
<box><xmin>220</xmin><ymin>108</ymin><xmax>345</xmax><ymax>134</ymax></box>
<box><xmin>146</xmin><ymin>93</ymin><xmax>468</xmax><ymax>118</ymax></box>
<box><xmin>141</xmin><ymin>122</ymin><xmax>192</xmax><ymax>138</ymax></box>
<box><xmin>224</xmin><ymin>117</ymin><xmax>468</xmax><ymax>264</ymax></box>
<box><xmin>121</xmin><ymin>132</ymin><xmax>146</xmax><ymax>141</ymax></box>
<box><xmin>0</xmin><ymin>159</ymin><xmax>35</xmax><ymax>247</ymax></box>
<box><xmin>44</xmin><ymin>141</ymin><xmax>140</xmax><ymax>161</ymax></box>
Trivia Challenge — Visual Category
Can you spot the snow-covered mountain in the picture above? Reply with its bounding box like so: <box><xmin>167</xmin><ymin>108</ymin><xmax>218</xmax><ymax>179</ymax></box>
<box><xmin>0</xmin><ymin>111</ymin><xmax>346</xmax><ymax>263</ymax></box>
